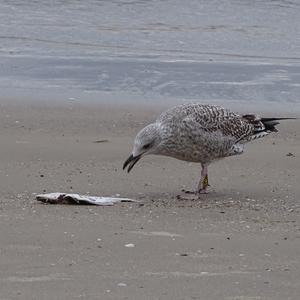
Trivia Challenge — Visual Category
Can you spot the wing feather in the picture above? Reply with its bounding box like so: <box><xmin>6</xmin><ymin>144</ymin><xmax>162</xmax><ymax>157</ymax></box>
<box><xmin>169</xmin><ymin>104</ymin><xmax>254</xmax><ymax>143</ymax></box>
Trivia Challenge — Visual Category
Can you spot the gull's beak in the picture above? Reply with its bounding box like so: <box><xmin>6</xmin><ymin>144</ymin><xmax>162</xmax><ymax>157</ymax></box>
<box><xmin>123</xmin><ymin>154</ymin><xmax>142</xmax><ymax>173</ymax></box>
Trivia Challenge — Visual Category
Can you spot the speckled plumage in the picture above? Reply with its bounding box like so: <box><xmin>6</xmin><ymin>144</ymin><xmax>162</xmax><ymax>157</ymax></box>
<box><xmin>123</xmin><ymin>103</ymin><xmax>293</xmax><ymax>193</ymax></box>
<box><xmin>155</xmin><ymin>103</ymin><xmax>261</xmax><ymax>163</ymax></box>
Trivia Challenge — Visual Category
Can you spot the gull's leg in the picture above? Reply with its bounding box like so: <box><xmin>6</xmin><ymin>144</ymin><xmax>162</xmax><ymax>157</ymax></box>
<box><xmin>181</xmin><ymin>163</ymin><xmax>210</xmax><ymax>196</ymax></box>
<box><xmin>197</xmin><ymin>164</ymin><xmax>209</xmax><ymax>194</ymax></box>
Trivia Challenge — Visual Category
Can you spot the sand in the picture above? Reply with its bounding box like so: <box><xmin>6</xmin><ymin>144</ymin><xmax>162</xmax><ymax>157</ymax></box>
<box><xmin>0</xmin><ymin>99</ymin><xmax>299</xmax><ymax>300</ymax></box>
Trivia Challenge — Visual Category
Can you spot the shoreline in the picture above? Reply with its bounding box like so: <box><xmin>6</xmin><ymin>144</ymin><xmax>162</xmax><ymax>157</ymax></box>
<box><xmin>1</xmin><ymin>55</ymin><xmax>300</xmax><ymax>114</ymax></box>
<box><xmin>1</xmin><ymin>91</ymin><xmax>300</xmax><ymax>115</ymax></box>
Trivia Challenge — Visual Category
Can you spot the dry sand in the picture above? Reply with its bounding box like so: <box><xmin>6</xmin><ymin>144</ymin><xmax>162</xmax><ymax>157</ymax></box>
<box><xmin>0</xmin><ymin>99</ymin><xmax>299</xmax><ymax>300</ymax></box>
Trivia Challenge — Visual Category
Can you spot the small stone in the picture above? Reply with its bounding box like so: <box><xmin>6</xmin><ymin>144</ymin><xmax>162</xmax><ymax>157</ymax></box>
<box><xmin>125</xmin><ymin>243</ymin><xmax>135</xmax><ymax>248</ymax></box>
<box><xmin>93</xmin><ymin>139</ymin><xmax>109</xmax><ymax>143</ymax></box>
<box><xmin>286</xmin><ymin>152</ymin><xmax>295</xmax><ymax>157</ymax></box>
<box><xmin>117</xmin><ymin>283</ymin><xmax>127</xmax><ymax>287</ymax></box>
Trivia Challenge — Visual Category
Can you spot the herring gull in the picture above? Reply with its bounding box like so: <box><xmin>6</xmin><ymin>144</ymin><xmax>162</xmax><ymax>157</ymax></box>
<box><xmin>123</xmin><ymin>103</ymin><xmax>295</xmax><ymax>194</ymax></box>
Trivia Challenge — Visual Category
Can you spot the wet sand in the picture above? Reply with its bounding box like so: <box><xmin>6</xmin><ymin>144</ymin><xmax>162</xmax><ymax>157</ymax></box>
<box><xmin>0</xmin><ymin>100</ymin><xmax>299</xmax><ymax>300</ymax></box>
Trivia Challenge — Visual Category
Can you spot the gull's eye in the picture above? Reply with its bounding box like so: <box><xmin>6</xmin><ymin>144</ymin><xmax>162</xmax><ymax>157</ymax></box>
<box><xmin>143</xmin><ymin>143</ymin><xmax>152</xmax><ymax>150</ymax></box>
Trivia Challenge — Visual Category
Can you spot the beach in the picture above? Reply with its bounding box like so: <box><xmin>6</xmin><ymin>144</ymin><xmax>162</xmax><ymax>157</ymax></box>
<box><xmin>1</xmin><ymin>0</ymin><xmax>300</xmax><ymax>298</ymax></box>
<box><xmin>0</xmin><ymin>100</ymin><xmax>299</xmax><ymax>300</ymax></box>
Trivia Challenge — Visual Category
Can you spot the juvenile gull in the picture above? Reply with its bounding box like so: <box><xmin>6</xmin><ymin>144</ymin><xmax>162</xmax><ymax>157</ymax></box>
<box><xmin>123</xmin><ymin>103</ymin><xmax>295</xmax><ymax>194</ymax></box>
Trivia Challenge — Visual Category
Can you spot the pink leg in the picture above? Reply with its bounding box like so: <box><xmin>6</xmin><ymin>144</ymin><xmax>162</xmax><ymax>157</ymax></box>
<box><xmin>197</xmin><ymin>164</ymin><xmax>209</xmax><ymax>194</ymax></box>
<box><xmin>180</xmin><ymin>164</ymin><xmax>210</xmax><ymax>197</ymax></box>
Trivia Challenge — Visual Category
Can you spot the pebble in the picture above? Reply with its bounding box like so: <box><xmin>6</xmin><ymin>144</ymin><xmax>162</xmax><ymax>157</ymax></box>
<box><xmin>286</xmin><ymin>152</ymin><xmax>295</xmax><ymax>157</ymax></box>
<box><xmin>117</xmin><ymin>283</ymin><xmax>127</xmax><ymax>287</ymax></box>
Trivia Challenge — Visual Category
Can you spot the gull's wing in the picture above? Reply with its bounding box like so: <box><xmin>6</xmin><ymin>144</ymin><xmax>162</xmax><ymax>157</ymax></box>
<box><xmin>159</xmin><ymin>103</ymin><xmax>254</xmax><ymax>143</ymax></box>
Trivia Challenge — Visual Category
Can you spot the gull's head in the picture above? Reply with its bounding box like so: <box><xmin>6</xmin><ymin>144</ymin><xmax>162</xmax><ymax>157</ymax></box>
<box><xmin>123</xmin><ymin>123</ymin><xmax>162</xmax><ymax>172</ymax></box>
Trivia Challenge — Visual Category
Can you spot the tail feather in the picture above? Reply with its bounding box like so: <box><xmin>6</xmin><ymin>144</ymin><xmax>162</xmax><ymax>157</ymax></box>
<box><xmin>260</xmin><ymin>117</ymin><xmax>297</xmax><ymax>132</ymax></box>
<box><xmin>242</xmin><ymin>115</ymin><xmax>297</xmax><ymax>142</ymax></box>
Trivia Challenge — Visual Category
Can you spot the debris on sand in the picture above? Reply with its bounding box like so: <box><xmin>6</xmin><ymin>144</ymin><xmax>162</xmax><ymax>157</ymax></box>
<box><xmin>36</xmin><ymin>193</ymin><xmax>137</xmax><ymax>206</ymax></box>
<box><xmin>286</xmin><ymin>152</ymin><xmax>295</xmax><ymax>157</ymax></box>
<box><xmin>124</xmin><ymin>243</ymin><xmax>135</xmax><ymax>248</ymax></box>
<box><xmin>93</xmin><ymin>139</ymin><xmax>109</xmax><ymax>143</ymax></box>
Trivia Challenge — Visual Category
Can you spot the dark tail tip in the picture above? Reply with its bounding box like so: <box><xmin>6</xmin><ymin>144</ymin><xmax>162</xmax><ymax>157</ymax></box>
<box><xmin>261</xmin><ymin>117</ymin><xmax>297</xmax><ymax>132</ymax></box>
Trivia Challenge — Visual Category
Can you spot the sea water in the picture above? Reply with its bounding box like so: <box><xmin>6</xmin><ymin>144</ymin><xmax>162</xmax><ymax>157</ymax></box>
<box><xmin>0</xmin><ymin>0</ymin><xmax>300</xmax><ymax>110</ymax></box>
